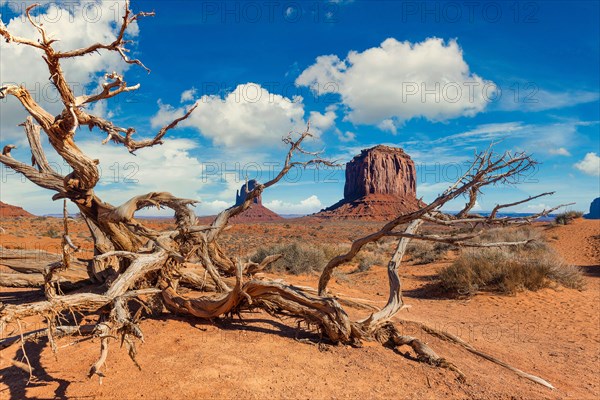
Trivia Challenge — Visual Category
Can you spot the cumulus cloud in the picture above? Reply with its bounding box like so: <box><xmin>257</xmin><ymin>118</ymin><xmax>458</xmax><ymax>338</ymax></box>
<box><xmin>308</xmin><ymin>106</ymin><xmax>337</xmax><ymax>135</ymax></box>
<box><xmin>78</xmin><ymin>138</ymin><xmax>206</xmax><ymax>198</ymax></box>
<box><xmin>264</xmin><ymin>195</ymin><xmax>323</xmax><ymax>215</ymax></box>
<box><xmin>296</xmin><ymin>38</ymin><xmax>494</xmax><ymax>130</ymax></box>
<box><xmin>377</xmin><ymin>119</ymin><xmax>397</xmax><ymax>134</ymax></box>
<box><xmin>196</xmin><ymin>200</ymin><xmax>230</xmax><ymax>216</ymax></box>
<box><xmin>0</xmin><ymin>1</ymin><xmax>139</xmax><ymax>139</ymax></box>
<box><xmin>152</xmin><ymin>83</ymin><xmax>306</xmax><ymax>147</ymax></box>
<box><xmin>1</xmin><ymin>138</ymin><xmax>206</xmax><ymax>215</ymax></box>
<box><xmin>574</xmin><ymin>152</ymin><xmax>600</xmax><ymax>176</ymax></box>
<box><xmin>180</xmin><ymin>88</ymin><xmax>197</xmax><ymax>103</ymax></box>
<box><xmin>549</xmin><ymin>147</ymin><xmax>571</xmax><ymax>156</ymax></box>
<box><xmin>334</xmin><ymin>129</ymin><xmax>355</xmax><ymax>142</ymax></box>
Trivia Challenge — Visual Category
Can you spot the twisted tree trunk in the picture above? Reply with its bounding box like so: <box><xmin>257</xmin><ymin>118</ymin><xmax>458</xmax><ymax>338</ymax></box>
<box><xmin>0</xmin><ymin>2</ymin><xmax>561</xmax><ymax>390</ymax></box>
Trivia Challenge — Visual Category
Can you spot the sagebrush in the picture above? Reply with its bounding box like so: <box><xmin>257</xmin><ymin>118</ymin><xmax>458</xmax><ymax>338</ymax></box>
<box><xmin>439</xmin><ymin>228</ymin><xmax>584</xmax><ymax>295</ymax></box>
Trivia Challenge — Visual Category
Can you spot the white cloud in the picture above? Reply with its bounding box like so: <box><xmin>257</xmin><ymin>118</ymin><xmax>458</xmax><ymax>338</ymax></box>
<box><xmin>309</xmin><ymin>107</ymin><xmax>337</xmax><ymax>135</ymax></box>
<box><xmin>549</xmin><ymin>147</ymin><xmax>571</xmax><ymax>156</ymax></box>
<box><xmin>77</xmin><ymin>138</ymin><xmax>206</xmax><ymax>200</ymax></box>
<box><xmin>152</xmin><ymin>83</ymin><xmax>306</xmax><ymax>148</ymax></box>
<box><xmin>180</xmin><ymin>88</ymin><xmax>197</xmax><ymax>103</ymax></box>
<box><xmin>377</xmin><ymin>119</ymin><xmax>397</xmax><ymax>134</ymax></box>
<box><xmin>1</xmin><ymin>138</ymin><xmax>208</xmax><ymax>215</ymax></box>
<box><xmin>196</xmin><ymin>200</ymin><xmax>230</xmax><ymax>216</ymax></box>
<box><xmin>434</xmin><ymin>122</ymin><xmax>524</xmax><ymax>144</ymax></box>
<box><xmin>150</xmin><ymin>100</ymin><xmax>185</xmax><ymax>128</ymax></box>
<box><xmin>498</xmin><ymin>89</ymin><xmax>599</xmax><ymax>112</ymax></box>
<box><xmin>0</xmin><ymin>1</ymin><xmax>140</xmax><ymax>140</ymax></box>
<box><xmin>264</xmin><ymin>195</ymin><xmax>323</xmax><ymax>215</ymax></box>
<box><xmin>296</xmin><ymin>38</ymin><xmax>494</xmax><ymax>128</ymax></box>
<box><xmin>334</xmin><ymin>129</ymin><xmax>355</xmax><ymax>142</ymax></box>
<box><xmin>431</xmin><ymin>120</ymin><xmax>597</xmax><ymax>157</ymax></box>
<box><xmin>521</xmin><ymin>203</ymin><xmax>550</xmax><ymax>213</ymax></box>
<box><xmin>574</xmin><ymin>152</ymin><xmax>600</xmax><ymax>176</ymax></box>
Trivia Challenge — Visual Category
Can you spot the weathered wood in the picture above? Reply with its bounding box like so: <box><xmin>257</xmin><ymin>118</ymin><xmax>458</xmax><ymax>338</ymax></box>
<box><xmin>0</xmin><ymin>272</ymin><xmax>90</xmax><ymax>289</ymax></box>
<box><xmin>0</xmin><ymin>1</ymin><xmax>560</xmax><ymax>390</ymax></box>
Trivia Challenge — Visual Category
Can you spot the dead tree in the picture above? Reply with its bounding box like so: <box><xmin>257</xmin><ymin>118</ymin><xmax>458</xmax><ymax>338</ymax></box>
<box><xmin>0</xmin><ymin>1</ymin><xmax>566</xmax><ymax>389</ymax></box>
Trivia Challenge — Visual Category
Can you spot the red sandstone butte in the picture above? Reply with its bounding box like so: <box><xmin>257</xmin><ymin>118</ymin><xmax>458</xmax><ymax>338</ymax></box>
<box><xmin>313</xmin><ymin>145</ymin><xmax>422</xmax><ymax>220</ymax></box>
<box><xmin>231</xmin><ymin>180</ymin><xmax>283</xmax><ymax>222</ymax></box>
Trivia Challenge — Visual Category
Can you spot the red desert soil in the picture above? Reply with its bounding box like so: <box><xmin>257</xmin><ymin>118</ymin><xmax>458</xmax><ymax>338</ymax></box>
<box><xmin>0</xmin><ymin>218</ymin><xmax>599</xmax><ymax>399</ymax></box>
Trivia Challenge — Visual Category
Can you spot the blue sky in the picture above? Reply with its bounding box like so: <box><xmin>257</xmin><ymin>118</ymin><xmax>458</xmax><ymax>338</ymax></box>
<box><xmin>0</xmin><ymin>0</ymin><xmax>599</xmax><ymax>215</ymax></box>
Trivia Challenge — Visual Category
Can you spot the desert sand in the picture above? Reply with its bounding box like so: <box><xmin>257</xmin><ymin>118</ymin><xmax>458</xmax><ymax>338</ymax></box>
<box><xmin>0</xmin><ymin>217</ymin><xmax>598</xmax><ymax>400</ymax></box>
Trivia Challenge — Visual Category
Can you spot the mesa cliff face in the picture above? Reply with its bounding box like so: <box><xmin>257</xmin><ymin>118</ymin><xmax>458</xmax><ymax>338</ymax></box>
<box><xmin>344</xmin><ymin>145</ymin><xmax>416</xmax><ymax>201</ymax></box>
<box><xmin>313</xmin><ymin>145</ymin><xmax>422</xmax><ymax>220</ymax></box>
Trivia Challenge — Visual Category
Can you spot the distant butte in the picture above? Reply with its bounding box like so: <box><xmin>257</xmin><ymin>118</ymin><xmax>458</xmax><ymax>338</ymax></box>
<box><xmin>312</xmin><ymin>145</ymin><xmax>423</xmax><ymax>221</ymax></box>
<box><xmin>584</xmin><ymin>197</ymin><xmax>600</xmax><ymax>220</ymax></box>
<box><xmin>231</xmin><ymin>179</ymin><xmax>283</xmax><ymax>222</ymax></box>
<box><xmin>0</xmin><ymin>201</ymin><xmax>34</xmax><ymax>218</ymax></box>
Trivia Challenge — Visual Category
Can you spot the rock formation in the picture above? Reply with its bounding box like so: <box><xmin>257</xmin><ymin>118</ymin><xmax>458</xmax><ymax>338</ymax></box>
<box><xmin>235</xmin><ymin>179</ymin><xmax>262</xmax><ymax>206</ymax></box>
<box><xmin>232</xmin><ymin>180</ymin><xmax>283</xmax><ymax>222</ymax></box>
<box><xmin>584</xmin><ymin>197</ymin><xmax>600</xmax><ymax>219</ymax></box>
<box><xmin>312</xmin><ymin>145</ymin><xmax>422</xmax><ymax>220</ymax></box>
<box><xmin>0</xmin><ymin>201</ymin><xmax>34</xmax><ymax>218</ymax></box>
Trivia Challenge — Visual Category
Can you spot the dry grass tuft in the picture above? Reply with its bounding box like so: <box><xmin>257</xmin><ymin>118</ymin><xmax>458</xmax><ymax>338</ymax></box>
<box><xmin>251</xmin><ymin>241</ymin><xmax>329</xmax><ymax>275</ymax></box>
<box><xmin>438</xmin><ymin>227</ymin><xmax>585</xmax><ymax>296</ymax></box>
<box><xmin>554</xmin><ymin>210</ymin><xmax>584</xmax><ymax>225</ymax></box>
<box><xmin>406</xmin><ymin>241</ymin><xmax>454</xmax><ymax>265</ymax></box>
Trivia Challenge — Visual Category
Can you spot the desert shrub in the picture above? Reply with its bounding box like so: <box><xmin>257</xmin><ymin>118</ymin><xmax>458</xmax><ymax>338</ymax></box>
<box><xmin>439</xmin><ymin>246</ymin><xmax>584</xmax><ymax>296</ymax></box>
<box><xmin>470</xmin><ymin>226</ymin><xmax>552</xmax><ymax>255</ymax></box>
<box><xmin>406</xmin><ymin>241</ymin><xmax>454</xmax><ymax>264</ymax></box>
<box><xmin>44</xmin><ymin>228</ymin><xmax>61</xmax><ymax>238</ymax></box>
<box><xmin>321</xmin><ymin>243</ymin><xmax>351</xmax><ymax>260</ymax></box>
<box><xmin>554</xmin><ymin>210</ymin><xmax>584</xmax><ymax>225</ymax></box>
<box><xmin>251</xmin><ymin>241</ymin><xmax>328</xmax><ymax>275</ymax></box>
<box><xmin>354</xmin><ymin>251</ymin><xmax>387</xmax><ymax>273</ymax></box>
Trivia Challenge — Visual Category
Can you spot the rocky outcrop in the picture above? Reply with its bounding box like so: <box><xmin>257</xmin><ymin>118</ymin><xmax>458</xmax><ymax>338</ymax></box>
<box><xmin>235</xmin><ymin>179</ymin><xmax>261</xmax><ymax>206</ymax></box>
<box><xmin>344</xmin><ymin>145</ymin><xmax>416</xmax><ymax>201</ymax></box>
<box><xmin>584</xmin><ymin>197</ymin><xmax>600</xmax><ymax>219</ymax></box>
<box><xmin>312</xmin><ymin>145</ymin><xmax>422</xmax><ymax>221</ymax></box>
<box><xmin>0</xmin><ymin>201</ymin><xmax>34</xmax><ymax>218</ymax></box>
<box><xmin>232</xmin><ymin>180</ymin><xmax>282</xmax><ymax>222</ymax></box>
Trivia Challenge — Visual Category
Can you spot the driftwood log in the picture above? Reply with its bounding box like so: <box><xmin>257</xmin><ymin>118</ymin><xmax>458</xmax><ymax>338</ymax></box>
<box><xmin>0</xmin><ymin>1</ymin><xmax>565</xmax><ymax>390</ymax></box>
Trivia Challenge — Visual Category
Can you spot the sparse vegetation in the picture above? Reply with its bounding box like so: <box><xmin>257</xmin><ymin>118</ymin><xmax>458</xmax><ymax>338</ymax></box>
<box><xmin>355</xmin><ymin>252</ymin><xmax>386</xmax><ymax>272</ymax></box>
<box><xmin>406</xmin><ymin>241</ymin><xmax>454</xmax><ymax>264</ymax></box>
<box><xmin>251</xmin><ymin>241</ymin><xmax>328</xmax><ymax>274</ymax></box>
<box><xmin>439</xmin><ymin>227</ymin><xmax>585</xmax><ymax>296</ymax></box>
<box><xmin>44</xmin><ymin>228</ymin><xmax>61</xmax><ymax>238</ymax></box>
<box><xmin>554</xmin><ymin>210</ymin><xmax>584</xmax><ymax>225</ymax></box>
<box><xmin>0</xmin><ymin>1</ymin><xmax>570</xmax><ymax>390</ymax></box>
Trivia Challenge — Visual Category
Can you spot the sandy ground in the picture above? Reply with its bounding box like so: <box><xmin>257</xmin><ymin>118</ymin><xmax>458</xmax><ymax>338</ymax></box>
<box><xmin>0</xmin><ymin>218</ymin><xmax>598</xmax><ymax>399</ymax></box>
